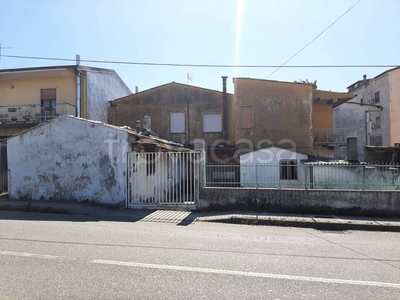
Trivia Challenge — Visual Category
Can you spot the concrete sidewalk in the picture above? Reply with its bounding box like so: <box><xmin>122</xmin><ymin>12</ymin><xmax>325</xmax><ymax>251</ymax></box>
<box><xmin>196</xmin><ymin>213</ymin><xmax>400</xmax><ymax>232</ymax></box>
<box><xmin>1</xmin><ymin>197</ymin><xmax>400</xmax><ymax>232</ymax></box>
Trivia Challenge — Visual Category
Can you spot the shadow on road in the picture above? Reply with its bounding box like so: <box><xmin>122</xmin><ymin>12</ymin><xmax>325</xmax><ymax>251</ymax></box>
<box><xmin>0</xmin><ymin>198</ymin><xmax>199</xmax><ymax>226</ymax></box>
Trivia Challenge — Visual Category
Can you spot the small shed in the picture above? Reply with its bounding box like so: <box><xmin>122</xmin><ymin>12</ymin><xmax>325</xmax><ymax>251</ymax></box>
<box><xmin>240</xmin><ymin>147</ymin><xmax>308</xmax><ymax>188</ymax></box>
<box><xmin>7</xmin><ymin>115</ymin><xmax>203</xmax><ymax>207</ymax></box>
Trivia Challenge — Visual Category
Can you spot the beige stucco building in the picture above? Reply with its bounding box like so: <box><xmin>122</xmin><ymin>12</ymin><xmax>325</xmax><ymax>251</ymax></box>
<box><xmin>110</xmin><ymin>77</ymin><xmax>354</xmax><ymax>160</ymax></box>
<box><xmin>109</xmin><ymin>79</ymin><xmax>234</xmax><ymax>150</ymax></box>
<box><xmin>0</xmin><ymin>65</ymin><xmax>131</xmax><ymax>138</ymax></box>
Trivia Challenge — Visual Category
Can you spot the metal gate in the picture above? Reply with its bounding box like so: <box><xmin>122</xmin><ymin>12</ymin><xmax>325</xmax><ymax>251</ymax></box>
<box><xmin>127</xmin><ymin>151</ymin><xmax>204</xmax><ymax>209</ymax></box>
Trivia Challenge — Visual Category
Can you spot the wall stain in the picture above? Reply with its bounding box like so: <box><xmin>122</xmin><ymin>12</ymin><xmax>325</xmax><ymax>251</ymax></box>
<box><xmin>38</xmin><ymin>174</ymin><xmax>50</xmax><ymax>184</ymax></box>
<box><xmin>73</xmin><ymin>174</ymin><xmax>92</xmax><ymax>191</ymax></box>
<box><xmin>104</xmin><ymin>166</ymin><xmax>116</xmax><ymax>190</ymax></box>
<box><xmin>52</xmin><ymin>174</ymin><xmax>60</xmax><ymax>181</ymax></box>
<box><xmin>99</xmin><ymin>154</ymin><xmax>110</xmax><ymax>168</ymax></box>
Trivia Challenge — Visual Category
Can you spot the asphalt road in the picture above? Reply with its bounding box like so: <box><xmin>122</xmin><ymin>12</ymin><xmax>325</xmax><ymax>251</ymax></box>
<box><xmin>0</xmin><ymin>211</ymin><xmax>399</xmax><ymax>299</ymax></box>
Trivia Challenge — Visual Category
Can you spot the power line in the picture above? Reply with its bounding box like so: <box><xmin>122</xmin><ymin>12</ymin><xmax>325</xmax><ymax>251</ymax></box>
<box><xmin>235</xmin><ymin>0</ymin><xmax>363</xmax><ymax>99</ymax></box>
<box><xmin>0</xmin><ymin>43</ymin><xmax>12</xmax><ymax>68</ymax></box>
<box><xmin>0</xmin><ymin>54</ymin><xmax>396</xmax><ymax>69</ymax></box>
<box><xmin>265</xmin><ymin>0</ymin><xmax>363</xmax><ymax>79</ymax></box>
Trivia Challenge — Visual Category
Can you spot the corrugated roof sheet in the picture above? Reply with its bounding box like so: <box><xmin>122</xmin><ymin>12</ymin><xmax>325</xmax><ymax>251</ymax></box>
<box><xmin>302</xmin><ymin>160</ymin><xmax>366</xmax><ymax>166</ymax></box>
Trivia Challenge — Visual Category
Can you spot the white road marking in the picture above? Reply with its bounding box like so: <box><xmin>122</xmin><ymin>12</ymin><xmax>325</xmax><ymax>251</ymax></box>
<box><xmin>2</xmin><ymin>250</ymin><xmax>399</xmax><ymax>289</ymax></box>
<box><xmin>91</xmin><ymin>259</ymin><xmax>400</xmax><ymax>289</ymax></box>
<box><xmin>0</xmin><ymin>250</ymin><xmax>59</xmax><ymax>259</ymax></box>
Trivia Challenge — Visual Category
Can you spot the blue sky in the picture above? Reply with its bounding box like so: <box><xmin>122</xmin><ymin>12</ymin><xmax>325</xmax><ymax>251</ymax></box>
<box><xmin>1</xmin><ymin>0</ymin><xmax>399</xmax><ymax>94</ymax></box>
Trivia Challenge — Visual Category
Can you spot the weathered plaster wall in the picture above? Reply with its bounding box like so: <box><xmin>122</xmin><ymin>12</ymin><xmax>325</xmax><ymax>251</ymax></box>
<box><xmin>199</xmin><ymin>188</ymin><xmax>400</xmax><ymax>216</ymax></box>
<box><xmin>233</xmin><ymin>79</ymin><xmax>314</xmax><ymax>155</ymax></box>
<box><xmin>8</xmin><ymin>116</ymin><xmax>129</xmax><ymax>205</ymax></box>
<box><xmin>389</xmin><ymin>69</ymin><xmax>400</xmax><ymax>145</ymax></box>
<box><xmin>110</xmin><ymin>83</ymin><xmax>232</xmax><ymax>147</ymax></box>
<box><xmin>341</xmin><ymin>74</ymin><xmax>390</xmax><ymax>148</ymax></box>
<box><xmin>86</xmin><ymin>71</ymin><xmax>131</xmax><ymax>123</ymax></box>
<box><xmin>333</xmin><ymin>103</ymin><xmax>369</xmax><ymax>161</ymax></box>
<box><xmin>372</xmin><ymin>74</ymin><xmax>391</xmax><ymax>146</ymax></box>
<box><xmin>313</xmin><ymin>146</ymin><xmax>335</xmax><ymax>159</ymax></box>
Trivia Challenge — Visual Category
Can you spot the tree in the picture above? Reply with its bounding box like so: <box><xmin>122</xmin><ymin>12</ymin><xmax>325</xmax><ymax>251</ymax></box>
<box><xmin>294</xmin><ymin>79</ymin><xmax>317</xmax><ymax>90</ymax></box>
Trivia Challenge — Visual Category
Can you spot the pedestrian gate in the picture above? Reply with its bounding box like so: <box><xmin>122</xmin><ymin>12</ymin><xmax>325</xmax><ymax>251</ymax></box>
<box><xmin>127</xmin><ymin>151</ymin><xmax>203</xmax><ymax>209</ymax></box>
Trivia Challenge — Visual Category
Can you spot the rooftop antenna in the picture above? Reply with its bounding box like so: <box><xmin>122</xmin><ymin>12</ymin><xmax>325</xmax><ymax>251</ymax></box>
<box><xmin>0</xmin><ymin>43</ymin><xmax>12</xmax><ymax>69</ymax></box>
<box><xmin>187</xmin><ymin>73</ymin><xmax>192</xmax><ymax>85</ymax></box>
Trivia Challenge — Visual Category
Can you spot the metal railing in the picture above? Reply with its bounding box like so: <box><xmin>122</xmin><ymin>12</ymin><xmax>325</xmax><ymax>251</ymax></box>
<box><xmin>0</xmin><ymin>103</ymin><xmax>77</xmax><ymax>124</ymax></box>
<box><xmin>313</xmin><ymin>128</ymin><xmax>361</xmax><ymax>145</ymax></box>
<box><xmin>202</xmin><ymin>163</ymin><xmax>400</xmax><ymax>191</ymax></box>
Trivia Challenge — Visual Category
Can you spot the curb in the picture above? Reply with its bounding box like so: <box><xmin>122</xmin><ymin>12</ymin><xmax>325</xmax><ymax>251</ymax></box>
<box><xmin>197</xmin><ymin>216</ymin><xmax>400</xmax><ymax>233</ymax></box>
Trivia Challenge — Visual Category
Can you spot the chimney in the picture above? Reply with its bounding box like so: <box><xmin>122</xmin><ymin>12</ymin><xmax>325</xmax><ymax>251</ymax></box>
<box><xmin>135</xmin><ymin>120</ymin><xmax>141</xmax><ymax>132</ymax></box>
<box><xmin>135</xmin><ymin>86</ymin><xmax>139</xmax><ymax>93</ymax></box>
<box><xmin>361</xmin><ymin>74</ymin><xmax>367</xmax><ymax>105</ymax></box>
<box><xmin>76</xmin><ymin>54</ymin><xmax>81</xmax><ymax>66</ymax></box>
<box><xmin>222</xmin><ymin>76</ymin><xmax>228</xmax><ymax>139</ymax></box>
<box><xmin>143</xmin><ymin>115</ymin><xmax>151</xmax><ymax>131</ymax></box>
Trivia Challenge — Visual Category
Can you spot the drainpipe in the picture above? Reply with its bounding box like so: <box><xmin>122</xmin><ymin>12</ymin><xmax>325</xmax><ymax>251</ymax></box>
<box><xmin>80</xmin><ymin>70</ymin><xmax>87</xmax><ymax>119</ymax></box>
<box><xmin>76</xmin><ymin>55</ymin><xmax>81</xmax><ymax>117</ymax></box>
<box><xmin>222</xmin><ymin>76</ymin><xmax>228</xmax><ymax>140</ymax></box>
<box><xmin>364</xmin><ymin>111</ymin><xmax>368</xmax><ymax>145</ymax></box>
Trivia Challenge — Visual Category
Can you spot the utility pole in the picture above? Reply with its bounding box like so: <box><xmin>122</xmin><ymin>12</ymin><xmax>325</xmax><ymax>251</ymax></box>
<box><xmin>0</xmin><ymin>43</ymin><xmax>12</xmax><ymax>69</ymax></box>
<box><xmin>187</xmin><ymin>73</ymin><xmax>192</xmax><ymax>85</ymax></box>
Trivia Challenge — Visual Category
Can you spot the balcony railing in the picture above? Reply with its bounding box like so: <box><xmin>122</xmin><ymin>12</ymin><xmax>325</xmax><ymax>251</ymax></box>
<box><xmin>313</xmin><ymin>128</ymin><xmax>361</xmax><ymax>146</ymax></box>
<box><xmin>0</xmin><ymin>103</ymin><xmax>77</xmax><ymax>124</ymax></box>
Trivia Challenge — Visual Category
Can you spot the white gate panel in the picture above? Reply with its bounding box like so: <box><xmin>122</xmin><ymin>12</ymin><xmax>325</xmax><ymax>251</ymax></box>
<box><xmin>128</xmin><ymin>152</ymin><xmax>202</xmax><ymax>209</ymax></box>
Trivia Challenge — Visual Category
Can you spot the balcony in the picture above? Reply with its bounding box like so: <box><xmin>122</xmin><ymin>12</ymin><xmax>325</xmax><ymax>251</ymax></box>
<box><xmin>313</xmin><ymin>128</ymin><xmax>361</xmax><ymax>146</ymax></box>
<box><xmin>0</xmin><ymin>103</ymin><xmax>77</xmax><ymax>127</ymax></box>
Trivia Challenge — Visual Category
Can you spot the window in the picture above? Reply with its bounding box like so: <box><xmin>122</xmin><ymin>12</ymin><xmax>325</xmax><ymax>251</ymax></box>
<box><xmin>279</xmin><ymin>160</ymin><xmax>298</xmax><ymax>180</ymax></box>
<box><xmin>374</xmin><ymin>91</ymin><xmax>380</xmax><ymax>104</ymax></box>
<box><xmin>203</xmin><ymin>113</ymin><xmax>222</xmax><ymax>133</ymax></box>
<box><xmin>240</xmin><ymin>106</ymin><xmax>253</xmax><ymax>128</ymax></box>
<box><xmin>170</xmin><ymin>111</ymin><xmax>185</xmax><ymax>133</ymax></box>
<box><xmin>41</xmin><ymin>88</ymin><xmax>57</xmax><ymax>117</ymax></box>
<box><xmin>375</xmin><ymin>116</ymin><xmax>381</xmax><ymax>129</ymax></box>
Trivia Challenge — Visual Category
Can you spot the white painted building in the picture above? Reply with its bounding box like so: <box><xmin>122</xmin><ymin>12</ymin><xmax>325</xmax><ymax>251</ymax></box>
<box><xmin>240</xmin><ymin>147</ymin><xmax>308</xmax><ymax>188</ymax></box>
<box><xmin>7</xmin><ymin>115</ymin><xmax>202</xmax><ymax>207</ymax></box>
<box><xmin>334</xmin><ymin>67</ymin><xmax>400</xmax><ymax>161</ymax></box>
